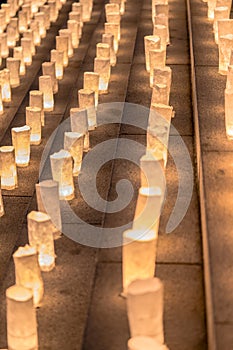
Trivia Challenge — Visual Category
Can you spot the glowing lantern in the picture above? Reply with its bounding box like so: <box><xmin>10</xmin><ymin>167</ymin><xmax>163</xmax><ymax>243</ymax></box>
<box><xmin>105</xmin><ymin>22</ymin><xmax>120</xmax><ymax>52</ymax></box>
<box><xmin>96</xmin><ymin>42</ymin><xmax>110</xmax><ymax>59</ymax></box>
<box><xmin>1</xmin><ymin>4</ymin><xmax>10</xmax><ymax>24</ymax></box>
<box><xmin>6</xmin><ymin>285</ymin><xmax>38</xmax><ymax>350</ymax></box>
<box><xmin>13</xmin><ymin>46</ymin><xmax>26</xmax><ymax>76</ymax></box>
<box><xmin>0</xmin><ymin>33</ymin><xmax>9</xmax><ymax>58</ymax></box>
<box><xmin>122</xmin><ymin>229</ymin><xmax>157</xmax><ymax>294</ymax></box>
<box><xmin>208</xmin><ymin>0</ymin><xmax>217</xmax><ymax>19</ymax></box>
<box><xmin>39</xmin><ymin>75</ymin><xmax>54</xmax><ymax>112</ymax></box>
<box><xmin>147</xmin><ymin>124</ymin><xmax>169</xmax><ymax>167</ymax></box>
<box><xmin>127</xmin><ymin>278</ymin><xmax>164</xmax><ymax>343</ymax></box>
<box><xmin>153</xmin><ymin>3</ymin><xmax>169</xmax><ymax>22</ymax></box>
<box><xmin>106</xmin><ymin>12</ymin><xmax>121</xmax><ymax>27</ymax></box>
<box><xmin>0</xmin><ymin>87</ymin><xmax>3</xmax><ymax>115</ymax></box>
<box><xmin>7</xmin><ymin>22</ymin><xmax>17</xmax><ymax>48</ymax></box>
<box><xmin>144</xmin><ymin>35</ymin><xmax>161</xmax><ymax>72</ymax></box>
<box><xmin>59</xmin><ymin>29</ymin><xmax>73</xmax><ymax>58</ymax></box>
<box><xmin>0</xmin><ymin>9</ymin><xmax>6</xmax><ymax>34</ymax></box>
<box><xmin>94</xmin><ymin>57</ymin><xmax>111</xmax><ymax>94</ymax></box>
<box><xmin>13</xmin><ymin>245</ymin><xmax>44</xmax><ymax>307</ymax></box>
<box><xmin>6</xmin><ymin>58</ymin><xmax>20</xmax><ymax>88</ymax></box>
<box><xmin>50</xmin><ymin>149</ymin><xmax>75</xmax><ymax>200</ymax></box>
<box><xmin>29</xmin><ymin>90</ymin><xmax>44</xmax><ymax>127</ymax></box>
<box><xmin>8</xmin><ymin>0</ymin><xmax>17</xmax><ymax>17</ymax></box>
<box><xmin>128</xmin><ymin>336</ymin><xmax>169</xmax><ymax>350</ymax></box>
<box><xmin>80</xmin><ymin>0</ymin><xmax>91</xmax><ymax>22</ymax></box>
<box><xmin>70</xmin><ymin>107</ymin><xmax>89</xmax><ymax>152</ymax></box>
<box><xmin>72</xmin><ymin>2</ymin><xmax>83</xmax><ymax>28</ymax></box>
<box><xmin>40</xmin><ymin>5</ymin><xmax>50</xmax><ymax>30</ymax></box>
<box><xmin>214</xmin><ymin>6</ymin><xmax>229</xmax><ymax>43</ymax></box>
<box><xmin>56</xmin><ymin>35</ymin><xmax>69</xmax><ymax>67</ymax></box>
<box><xmin>110</xmin><ymin>0</ymin><xmax>124</xmax><ymax>15</ymax></box>
<box><xmin>217</xmin><ymin>19</ymin><xmax>233</xmax><ymax>46</ymax></box>
<box><xmin>10</xmin><ymin>17</ymin><xmax>19</xmax><ymax>40</ymax></box>
<box><xmin>27</xmin><ymin>211</ymin><xmax>56</xmax><ymax>271</ymax></box>
<box><xmin>152</xmin><ymin>66</ymin><xmax>172</xmax><ymax>93</ymax></box>
<box><xmin>35</xmin><ymin>179</ymin><xmax>62</xmax><ymax>238</ymax></box>
<box><xmin>151</xmin><ymin>84</ymin><xmax>169</xmax><ymax>106</ymax></box>
<box><xmin>224</xmin><ymin>88</ymin><xmax>233</xmax><ymax>139</ymax></box>
<box><xmin>140</xmin><ymin>151</ymin><xmax>165</xmax><ymax>189</ymax></box>
<box><xmin>78</xmin><ymin>89</ymin><xmax>97</xmax><ymax>130</ymax></box>
<box><xmin>69</xmin><ymin>11</ymin><xmax>82</xmax><ymax>38</ymax></box>
<box><xmin>105</xmin><ymin>3</ymin><xmax>120</xmax><ymax>14</ymax></box>
<box><xmin>153</xmin><ymin>24</ymin><xmax>167</xmax><ymax>51</ymax></box>
<box><xmin>51</xmin><ymin>49</ymin><xmax>64</xmax><ymax>80</ymax></box>
<box><xmin>150</xmin><ymin>103</ymin><xmax>174</xmax><ymax>126</ymax></box>
<box><xmin>0</xmin><ymin>189</ymin><xmax>4</xmax><ymax>217</ymax></box>
<box><xmin>149</xmin><ymin>49</ymin><xmax>166</xmax><ymax>86</ymax></box>
<box><xmin>0</xmin><ymin>69</ymin><xmax>11</xmax><ymax>102</ymax></box>
<box><xmin>26</xmin><ymin>106</ymin><xmax>42</xmax><ymax>145</ymax></box>
<box><xmin>11</xmin><ymin>125</ymin><xmax>31</xmax><ymax>167</ymax></box>
<box><xmin>42</xmin><ymin>62</ymin><xmax>58</xmax><ymax>94</ymax></box>
<box><xmin>64</xmin><ymin>132</ymin><xmax>84</xmax><ymax>176</ymax></box>
<box><xmin>22</xmin><ymin>4</ymin><xmax>31</xmax><ymax>24</ymax></box>
<box><xmin>154</xmin><ymin>14</ymin><xmax>170</xmax><ymax>44</ymax></box>
<box><xmin>34</xmin><ymin>12</ymin><xmax>46</xmax><ymax>38</ymax></box>
<box><xmin>23</xmin><ymin>29</ymin><xmax>36</xmax><ymax>56</ymax></box>
<box><xmin>18</xmin><ymin>10</ymin><xmax>28</xmax><ymax>34</ymax></box>
<box><xmin>48</xmin><ymin>0</ymin><xmax>58</xmax><ymax>23</ymax></box>
<box><xmin>102</xmin><ymin>33</ymin><xmax>117</xmax><ymax>66</ymax></box>
<box><xmin>218</xmin><ymin>34</ymin><xmax>233</xmax><ymax>74</ymax></box>
<box><xmin>0</xmin><ymin>146</ymin><xmax>18</xmax><ymax>190</ymax></box>
<box><xmin>68</xmin><ymin>20</ymin><xmax>79</xmax><ymax>49</ymax></box>
<box><xmin>84</xmin><ymin>72</ymin><xmax>99</xmax><ymax>108</ymax></box>
<box><xmin>30</xmin><ymin>20</ymin><xmax>41</xmax><ymax>46</ymax></box>
<box><xmin>21</xmin><ymin>38</ymin><xmax>32</xmax><ymax>66</ymax></box>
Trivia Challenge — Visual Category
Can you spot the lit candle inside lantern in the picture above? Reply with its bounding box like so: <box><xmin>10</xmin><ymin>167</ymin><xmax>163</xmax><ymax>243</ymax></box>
<box><xmin>140</xmin><ymin>151</ymin><xmax>165</xmax><ymax>189</ymax></box>
<box><xmin>48</xmin><ymin>0</ymin><xmax>58</xmax><ymax>23</ymax></box>
<box><xmin>42</xmin><ymin>61</ymin><xmax>58</xmax><ymax>94</ymax></box>
<box><xmin>1</xmin><ymin>4</ymin><xmax>10</xmax><ymax>24</ymax></box>
<box><xmin>151</xmin><ymin>83</ymin><xmax>169</xmax><ymax>106</ymax></box>
<box><xmin>36</xmin><ymin>179</ymin><xmax>62</xmax><ymax>239</ymax></box>
<box><xmin>30</xmin><ymin>20</ymin><xmax>41</xmax><ymax>46</ymax></box>
<box><xmin>0</xmin><ymin>9</ymin><xmax>6</xmax><ymax>34</ymax></box>
<box><xmin>144</xmin><ymin>35</ymin><xmax>161</xmax><ymax>72</ymax></box>
<box><xmin>214</xmin><ymin>6</ymin><xmax>229</xmax><ymax>43</ymax></box>
<box><xmin>147</xmin><ymin>125</ymin><xmax>169</xmax><ymax>167</ymax></box>
<box><xmin>68</xmin><ymin>20</ymin><xmax>79</xmax><ymax>49</ymax></box>
<box><xmin>105</xmin><ymin>22</ymin><xmax>120</xmax><ymax>52</ymax></box>
<box><xmin>64</xmin><ymin>132</ymin><xmax>84</xmax><ymax>176</ymax></box>
<box><xmin>26</xmin><ymin>106</ymin><xmax>42</xmax><ymax>145</ymax></box>
<box><xmin>153</xmin><ymin>24</ymin><xmax>167</xmax><ymax>51</ymax></box>
<box><xmin>218</xmin><ymin>34</ymin><xmax>233</xmax><ymax>74</ymax></box>
<box><xmin>50</xmin><ymin>149</ymin><xmax>75</xmax><ymax>200</ymax></box>
<box><xmin>21</xmin><ymin>38</ymin><xmax>32</xmax><ymax>66</ymax></box>
<box><xmin>127</xmin><ymin>278</ymin><xmax>164</xmax><ymax>343</ymax></box>
<box><xmin>70</xmin><ymin>107</ymin><xmax>90</xmax><ymax>152</ymax></box>
<box><xmin>122</xmin><ymin>229</ymin><xmax>157</xmax><ymax>294</ymax></box>
<box><xmin>84</xmin><ymin>72</ymin><xmax>99</xmax><ymax>108</ymax></box>
<box><xmin>13</xmin><ymin>46</ymin><xmax>26</xmax><ymax>76</ymax></box>
<box><xmin>149</xmin><ymin>49</ymin><xmax>166</xmax><ymax>86</ymax></box>
<box><xmin>208</xmin><ymin>0</ymin><xmax>217</xmax><ymax>19</ymax></box>
<box><xmin>94</xmin><ymin>57</ymin><xmax>111</xmax><ymax>94</ymax></box>
<box><xmin>0</xmin><ymin>33</ymin><xmax>9</xmax><ymax>58</ymax></box>
<box><xmin>51</xmin><ymin>49</ymin><xmax>64</xmax><ymax>80</ymax></box>
<box><xmin>225</xmin><ymin>88</ymin><xmax>233</xmax><ymax>139</ymax></box>
<box><xmin>154</xmin><ymin>14</ymin><xmax>170</xmax><ymax>45</ymax></box>
<box><xmin>0</xmin><ymin>146</ymin><xmax>18</xmax><ymax>190</ymax></box>
<box><xmin>27</xmin><ymin>211</ymin><xmax>56</xmax><ymax>271</ymax></box>
<box><xmin>69</xmin><ymin>11</ymin><xmax>82</xmax><ymax>38</ymax></box>
<box><xmin>6</xmin><ymin>285</ymin><xmax>38</xmax><ymax>350</ymax></box>
<box><xmin>80</xmin><ymin>0</ymin><xmax>91</xmax><ymax>22</ymax></box>
<box><xmin>18</xmin><ymin>10</ymin><xmax>28</xmax><ymax>33</ymax></box>
<box><xmin>39</xmin><ymin>75</ymin><xmax>54</xmax><ymax>112</ymax></box>
<box><xmin>11</xmin><ymin>125</ymin><xmax>31</xmax><ymax>167</ymax></box>
<box><xmin>0</xmin><ymin>69</ymin><xmax>11</xmax><ymax>102</ymax></box>
<box><xmin>152</xmin><ymin>66</ymin><xmax>172</xmax><ymax>92</ymax></box>
<box><xmin>0</xmin><ymin>189</ymin><xmax>4</xmax><ymax>217</ymax></box>
<box><xmin>23</xmin><ymin>29</ymin><xmax>36</xmax><ymax>56</ymax></box>
<box><xmin>40</xmin><ymin>5</ymin><xmax>51</xmax><ymax>30</ymax></box>
<box><xmin>102</xmin><ymin>33</ymin><xmax>117</xmax><ymax>66</ymax></box>
<box><xmin>128</xmin><ymin>336</ymin><xmax>169</xmax><ymax>350</ymax></box>
<box><xmin>78</xmin><ymin>89</ymin><xmax>97</xmax><ymax>130</ymax></box>
<box><xmin>13</xmin><ymin>245</ymin><xmax>44</xmax><ymax>307</ymax></box>
<box><xmin>56</xmin><ymin>35</ymin><xmax>69</xmax><ymax>67</ymax></box>
<box><xmin>6</xmin><ymin>58</ymin><xmax>20</xmax><ymax>88</ymax></box>
<box><xmin>34</xmin><ymin>12</ymin><xmax>46</xmax><ymax>38</ymax></box>
<box><xmin>59</xmin><ymin>29</ymin><xmax>73</xmax><ymax>58</ymax></box>
<box><xmin>29</xmin><ymin>90</ymin><xmax>44</xmax><ymax>127</ymax></box>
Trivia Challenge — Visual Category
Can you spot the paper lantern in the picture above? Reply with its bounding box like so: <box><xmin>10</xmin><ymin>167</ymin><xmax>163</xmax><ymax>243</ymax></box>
<box><xmin>40</xmin><ymin>5</ymin><xmax>50</xmax><ymax>30</ymax></box>
<box><xmin>102</xmin><ymin>33</ymin><xmax>117</xmax><ymax>66</ymax></box>
<box><xmin>140</xmin><ymin>151</ymin><xmax>165</xmax><ymax>189</ymax></box>
<box><xmin>224</xmin><ymin>88</ymin><xmax>233</xmax><ymax>139</ymax></box>
<box><xmin>96</xmin><ymin>42</ymin><xmax>110</xmax><ymax>59</ymax></box>
<box><xmin>13</xmin><ymin>46</ymin><xmax>26</xmax><ymax>76</ymax></box>
<box><xmin>69</xmin><ymin>11</ymin><xmax>82</xmax><ymax>38</ymax></box>
<box><xmin>27</xmin><ymin>211</ymin><xmax>56</xmax><ymax>271</ymax></box>
<box><xmin>0</xmin><ymin>189</ymin><xmax>4</xmax><ymax>217</ymax></box>
<box><xmin>18</xmin><ymin>10</ymin><xmax>28</xmax><ymax>33</ymax></box>
<box><xmin>105</xmin><ymin>3</ymin><xmax>120</xmax><ymax>16</ymax></box>
<box><xmin>0</xmin><ymin>33</ymin><xmax>9</xmax><ymax>58</ymax></box>
<box><xmin>78</xmin><ymin>88</ymin><xmax>97</xmax><ymax>130</ymax></box>
<box><xmin>150</xmin><ymin>103</ymin><xmax>174</xmax><ymax>126</ymax></box>
<box><xmin>80</xmin><ymin>0</ymin><xmax>91</xmax><ymax>22</ymax></box>
<box><xmin>56</xmin><ymin>35</ymin><xmax>69</xmax><ymax>67</ymax></box>
<box><xmin>50</xmin><ymin>149</ymin><xmax>75</xmax><ymax>200</ymax></box>
<box><xmin>152</xmin><ymin>66</ymin><xmax>172</xmax><ymax>92</ymax></box>
<box><xmin>51</xmin><ymin>49</ymin><xmax>64</xmax><ymax>80</ymax></box>
<box><xmin>64</xmin><ymin>132</ymin><xmax>84</xmax><ymax>176</ymax></box>
<box><xmin>67</xmin><ymin>20</ymin><xmax>79</xmax><ymax>49</ymax></box>
<box><xmin>110</xmin><ymin>0</ymin><xmax>124</xmax><ymax>15</ymax></box>
<box><xmin>70</xmin><ymin>107</ymin><xmax>89</xmax><ymax>151</ymax></box>
<box><xmin>208</xmin><ymin>0</ymin><xmax>217</xmax><ymax>19</ymax></box>
<box><xmin>151</xmin><ymin>83</ymin><xmax>169</xmax><ymax>106</ymax></box>
<box><xmin>8</xmin><ymin>0</ymin><xmax>17</xmax><ymax>17</ymax></box>
<box><xmin>153</xmin><ymin>24</ymin><xmax>167</xmax><ymax>51</ymax></box>
<box><xmin>11</xmin><ymin>125</ymin><xmax>31</xmax><ymax>167</ymax></box>
<box><xmin>6</xmin><ymin>285</ymin><xmax>38</xmax><ymax>350</ymax></box>
<box><xmin>26</xmin><ymin>106</ymin><xmax>42</xmax><ymax>145</ymax></box>
<box><xmin>42</xmin><ymin>61</ymin><xmax>58</xmax><ymax>94</ymax></box>
<box><xmin>34</xmin><ymin>12</ymin><xmax>46</xmax><ymax>38</ymax></box>
<box><xmin>30</xmin><ymin>20</ymin><xmax>41</xmax><ymax>46</ymax></box>
<box><xmin>153</xmin><ymin>3</ymin><xmax>169</xmax><ymax>22</ymax></box>
<box><xmin>128</xmin><ymin>336</ymin><xmax>169</xmax><ymax>350</ymax></box>
<box><xmin>29</xmin><ymin>90</ymin><xmax>44</xmax><ymax>127</ymax></box>
<box><xmin>23</xmin><ymin>29</ymin><xmax>36</xmax><ymax>56</ymax></box>
<box><xmin>218</xmin><ymin>34</ymin><xmax>233</xmax><ymax>74</ymax></box>
<box><xmin>0</xmin><ymin>9</ymin><xmax>6</xmax><ymax>34</ymax></box>
<box><xmin>0</xmin><ymin>87</ymin><xmax>3</xmax><ymax>115</ymax></box>
<box><xmin>36</xmin><ymin>180</ymin><xmax>62</xmax><ymax>238</ymax></box>
<box><xmin>0</xmin><ymin>69</ymin><xmax>11</xmax><ymax>102</ymax></box>
<box><xmin>154</xmin><ymin>14</ymin><xmax>170</xmax><ymax>44</ymax></box>
<box><xmin>6</xmin><ymin>58</ymin><xmax>20</xmax><ymax>88</ymax></box>
<box><xmin>144</xmin><ymin>35</ymin><xmax>161</xmax><ymax>72</ymax></box>
<box><xmin>127</xmin><ymin>278</ymin><xmax>164</xmax><ymax>343</ymax></box>
<box><xmin>1</xmin><ymin>4</ymin><xmax>10</xmax><ymax>24</ymax></box>
<box><xmin>149</xmin><ymin>49</ymin><xmax>166</xmax><ymax>86</ymax></box>
<box><xmin>147</xmin><ymin>125</ymin><xmax>169</xmax><ymax>166</ymax></box>
<box><xmin>39</xmin><ymin>75</ymin><xmax>54</xmax><ymax>112</ymax></box>
<box><xmin>94</xmin><ymin>57</ymin><xmax>111</xmax><ymax>94</ymax></box>
<box><xmin>122</xmin><ymin>229</ymin><xmax>157</xmax><ymax>294</ymax></box>
<box><xmin>21</xmin><ymin>38</ymin><xmax>32</xmax><ymax>66</ymax></box>
<box><xmin>105</xmin><ymin>22</ymin><xmax>120</xmax><ymax>52</ymax></box>
<box><xmin>48</xmin><ymin>0</ymin><xmax>58</xmax><ymax>23</ymax></box>
<box><xmin>72</xmin><ymin>2</ymin><xmax>83</xmax><ymax>28</ymax></box>
<box><xmin>7</xmin><ymin>22</ymin><xmax>17</xmax><ymax>48</ymax></box>
<box><xmin>13</xmin><ymin>245</ymin><xmax>44</xmax><ymax>307</ymax></box>
<box><xmin>106</xmin><ymin>12</ymin><xmax>121</xmax><ymax>28</ymax></box>
<box><xmin>0</xmin><ymin>146</ymin><xmax>18</xmax><ymax>190</ymax></box>
<box><xmin>10</xmin><ymin>17</ymin><xmax>19</xmax><ymax>40</ymax></box>
<box><xmin>84</xmin><ymin>72</ymin><xmax>99</xmax><ymax>108</ymax></box>
<box><xmin>214</xmin><ymin>6</ymin><xmax>229</xmax><ymax>43</ymax></box>
<box><xmin>22</xmin><ymin>4</ymin><xmax>31</xmax><ymax>24</ymax></box>
<box><xmin>59</xmin><ymin>29</ymin><xmax>73</xmax><ymax>58</ymax></box>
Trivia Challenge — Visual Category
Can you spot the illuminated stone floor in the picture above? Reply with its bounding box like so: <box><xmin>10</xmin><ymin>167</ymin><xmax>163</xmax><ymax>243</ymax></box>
<box><xmin>0</xmin><ymin>0</ymin><xmax>209</xmax><ymax>349</ymax></box>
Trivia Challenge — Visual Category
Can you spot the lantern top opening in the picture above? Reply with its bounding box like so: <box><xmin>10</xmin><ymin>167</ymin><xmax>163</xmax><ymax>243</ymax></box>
<box><xmin>139</xmin><ymin>186</ymin><xmax>162</xmax><ymax>196</ymax></box>
<box><xmin>6</xmin><ymin>285</ymin><xmax>33</xmax><ymax>302</ymax></box>
<box><xmin>124</xmin><ymin>229</ymin><xmax>157</xmax><ymax>242</ymax></box>
<box><xmin>50</xmin><ymin>149</ymin><xmax>71</xmax><ymax>159</ymax></box>
<box><xmin>13</xmin><ymin>244</ymin><xmax>37</xmax><ymax>258</ymax></box>
<box><xmin>28</xmin><ymin>210</ymin><xmax>51</xmax><ymax>223</ymax></box>
<box><xmin>127</xmin><ymin>277</ymin><xmax>163</xmax><ymax>295</ymax></box>
<box><xmin>12</xmin><ymin>125</ymin><xmax>30</xmax><ymax>133</ymax></box>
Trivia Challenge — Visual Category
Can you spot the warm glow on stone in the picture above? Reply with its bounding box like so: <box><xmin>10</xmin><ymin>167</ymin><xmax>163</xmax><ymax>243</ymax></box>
<box><xmin>0</xmin><ymin>146</ymin><xmax>18</xmax><ymax>190</ymax></box>
<box><xmin>11</xmin><ymin>125</ymin><xmax>31</xmax><ymax>167</ymax></box>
